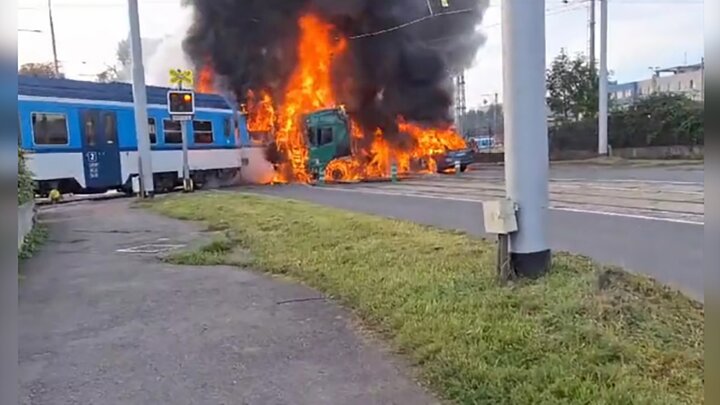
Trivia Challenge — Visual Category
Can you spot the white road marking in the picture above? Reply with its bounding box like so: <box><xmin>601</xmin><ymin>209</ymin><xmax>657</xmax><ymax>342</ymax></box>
<box><xmin>549</xmin><ymin>178</ymin><xmax>704</xmax><ymax>186</ymax></box>
<box><xmin>309</xmin><ymin>186</ymin><xmax>705</xmax><ymax>226</ymax></box>
<box><xmin>549</xmin><ymin>207</ymin><xmax>704</xmax><ymax>226</ymax></box>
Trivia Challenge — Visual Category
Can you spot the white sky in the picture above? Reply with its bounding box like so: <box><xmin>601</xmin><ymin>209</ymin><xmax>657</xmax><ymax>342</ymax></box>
<box><xmin>18</xmin><ymin>0</ymin><xmax>704</xmax><ymax>109</ymax></box>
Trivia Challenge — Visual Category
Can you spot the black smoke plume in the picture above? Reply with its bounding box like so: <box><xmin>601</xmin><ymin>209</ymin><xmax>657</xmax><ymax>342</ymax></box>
<box><xmin>183</xmin><ymin>0</ymin><xmax>489</xmax><ymax>142</ymax></box>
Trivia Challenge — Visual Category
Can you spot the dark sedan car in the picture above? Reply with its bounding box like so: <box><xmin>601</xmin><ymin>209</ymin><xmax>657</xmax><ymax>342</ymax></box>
<box><xmin>433</xmin><ymin>148</ymin><xmax>474</xmax><ymax>173</ymax></box>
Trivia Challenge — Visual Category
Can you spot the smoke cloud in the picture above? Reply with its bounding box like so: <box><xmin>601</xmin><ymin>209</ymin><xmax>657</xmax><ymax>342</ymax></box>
<box><xmin>182</xmin><ymin>0</ymin><xmax>488</xmax><ymax>139</ymax></box>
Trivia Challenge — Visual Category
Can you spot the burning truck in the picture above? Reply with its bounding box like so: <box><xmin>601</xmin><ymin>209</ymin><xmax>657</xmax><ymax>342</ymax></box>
<box><xmin>186</xmin><ymin>0</ymin><xmax>488</xmax><ymax>184</ymax></box>
<box><xmin>269</xmin><ymin>105</ymin><xmax>474</xmax><ymax>182</ymax></box>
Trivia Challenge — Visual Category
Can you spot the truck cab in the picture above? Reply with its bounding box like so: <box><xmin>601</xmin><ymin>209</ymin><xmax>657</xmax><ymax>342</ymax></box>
<box><xmin>303</xmin><ymin>107</ymin><xmax>352</xmax><ymax>177</ymax></box>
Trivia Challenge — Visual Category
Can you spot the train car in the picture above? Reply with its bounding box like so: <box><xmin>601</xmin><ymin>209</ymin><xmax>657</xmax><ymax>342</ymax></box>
<box><xmin>18</xmin><ymin>75</ymin><xmax>251</xmax><ymax>195</ymax></box>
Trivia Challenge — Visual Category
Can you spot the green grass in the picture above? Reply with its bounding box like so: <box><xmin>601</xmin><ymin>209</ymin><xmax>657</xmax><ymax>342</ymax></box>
<box><xmin>148</xmin><ymin>192</ymin><xmax>704</xmax><ymax>405</ymax></box>
<box><xmin>19</xmin><ymin>223</ymin><xmax>48</xmax><ymax>260</ymax></box>
<box><xmin>164</xmin><ymin>236</ymin><xmax>234</xmax><ymax>266</ymax></box>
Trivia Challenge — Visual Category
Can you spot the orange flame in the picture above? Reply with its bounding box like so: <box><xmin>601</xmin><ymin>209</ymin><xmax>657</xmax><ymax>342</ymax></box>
<box><xmin>242</xmin><ymin>13</ymin><xmax>466</xmax><ymax>184</ymax></box>
<box><xmin>269</xmin><ymin>14</ymin><xmax>347</xmax><ymax>183</ymax></box>
<box><xmin>197</xmin><ymin>65</ymin><xmax>215</xmax><ymax>93</ymax></box>
<box><xmin>245</xmin><ymin>90</ymin><xmax>276</xmax><ymax>144</ymax></box>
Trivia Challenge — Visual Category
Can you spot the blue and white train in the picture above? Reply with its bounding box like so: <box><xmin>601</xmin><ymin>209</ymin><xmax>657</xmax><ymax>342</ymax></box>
<box><xmin>18</xmin><ymin>75</ymin><xmax>257</xmax><ymax>196</ymax></box>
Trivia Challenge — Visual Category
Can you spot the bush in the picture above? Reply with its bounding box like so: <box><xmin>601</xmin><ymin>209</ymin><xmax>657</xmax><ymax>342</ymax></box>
<box><xmin>549</xmin><ymin>93</ymin><xmax>704</xmax><ymax>151</ymax></box>
<box><xmin>18</xmin><ymin>148</ymin><xmax>34</xmax><ymax>205</ymax></box>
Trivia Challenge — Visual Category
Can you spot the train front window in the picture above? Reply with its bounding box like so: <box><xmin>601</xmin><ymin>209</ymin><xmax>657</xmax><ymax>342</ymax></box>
<box><xmin>32</xmin><ymin>112</ymin><xmax>69</xmax><ymax>145</ymax></box>
<box><xmin>163</xmin><ymin>119</ymin><xmax>182</xmax><ymax>144</ymax></box>
<box><xmin>192</xmin><ymin>120</ymin><xmax>213</xmax><ymax>144</ymax></box>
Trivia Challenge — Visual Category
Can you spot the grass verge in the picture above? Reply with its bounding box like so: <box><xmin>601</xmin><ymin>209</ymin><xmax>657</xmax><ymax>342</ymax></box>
<box><xmin>19</xmin><ymin>223</ymin><xmax>48</xmax><ymax>260</ymax></box>
<box><xmin>148</xmin><ymin>192</ymin><xmax>703</xmax><ymax>405</ymax></box>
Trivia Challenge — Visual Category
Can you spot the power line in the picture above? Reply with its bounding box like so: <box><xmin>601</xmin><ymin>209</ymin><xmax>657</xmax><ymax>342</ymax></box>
<box><xmin>18</xmin><ymin>0</ymin><xmax>180</xmax><ymax>10</ymax></box>
<box><xmin>349</xmin><ymin>8</ymin><xmax>475</xmax><ymax>40</ymax></box>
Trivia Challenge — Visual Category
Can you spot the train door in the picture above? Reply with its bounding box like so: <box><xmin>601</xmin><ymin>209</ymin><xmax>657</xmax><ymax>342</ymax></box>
<box><xmin>79</xmin><ymin>109</ymin><xmax>122</xmax><ymax>191</ymax></box>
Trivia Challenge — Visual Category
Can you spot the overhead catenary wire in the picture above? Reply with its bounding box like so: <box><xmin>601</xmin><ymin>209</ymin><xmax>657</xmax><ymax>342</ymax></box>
<box><xmin>349</xmin><ymin>8</ymin><xmax>475</xmax><ymax>40</ymax></box>
<box><xmin>350</xmin><ymin>0</ymin><xmax>590</xmax><ymax>41</ymax></box>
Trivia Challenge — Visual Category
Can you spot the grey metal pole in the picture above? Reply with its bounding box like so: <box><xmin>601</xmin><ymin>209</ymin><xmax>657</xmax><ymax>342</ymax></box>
<box><xmin>181</xmin><ymin>120</ymin><xmax>191</xmax><ymax>190</ymax></box>
<box><xmin>47</xmin><ymin>0</ymin><xmax>59</xmax><ymax>77</ymax></box>
<box><xmin>701</xmin><ymin>57</ymin><xmax>705</xmax><ymax>101</ymax></box>
<box><xmin>492</xmin><ymin>92</ymin><xmax>498</xmax><ymax>135</ymax></box>
<box><xmin>598</xmin><ymin>0</ymin><xmax>608</xmax><ymax>155</ymax></box>
<box><xmin>501</xmin><ymin>0</ymin><xmax>550</xmax><ymax>277</ymax></box>
<box><xmin>127</xmin><ymin>0</ymin><xmax>155</xmax><ymax>197</ymax></box>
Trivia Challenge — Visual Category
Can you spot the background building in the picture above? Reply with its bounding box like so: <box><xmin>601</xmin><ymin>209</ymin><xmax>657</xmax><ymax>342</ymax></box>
<box><xmin>609</xmin><ymin>61</ymin><xmax>704</xmax><ymax>106</ymax></box>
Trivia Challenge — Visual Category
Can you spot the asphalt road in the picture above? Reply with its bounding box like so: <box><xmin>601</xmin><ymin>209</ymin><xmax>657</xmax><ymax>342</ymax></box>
<box><xmin>19</xmin><ymin>200</ymin><xmax>437</xmax><ymax>405</ymax></box>
<box><xmin>251</xmin><ymin>164</ymin><xmax>704</xmax><ymax>301</ymax></box>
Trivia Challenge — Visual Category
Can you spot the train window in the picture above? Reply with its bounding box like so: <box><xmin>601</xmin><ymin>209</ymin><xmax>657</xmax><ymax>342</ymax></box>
<box><xmin>104</xmin><ymin>113</ymin><xmax>117</xmax><ymax>144</ymax></box>
<box><xmin>148</xmin><ymin>118</ymin><xmax>157</xmax><ymax>144</ymax></box>
<box><xmin>82</xmin><ymin>111</ymin><xmax>97</xmax><ymax>146</ymax></box>
<box><xmin>163</xmin><ymin>119</ymin><xmax>182</xmax><ymax>144</ymax></box>
<box><xmin>224</xmin><ymin>117</ymin><xmax>232</xmax><ymax>138</ymax></box>
<box><xmin>192</xmin><ymin>120</ymin><xmax>213</xmax><ymax>144</ymax></box>
<box><xmin>31</xmin><ymin>112</ymin><xmax>69</xmax><ymax>145</ymax></box>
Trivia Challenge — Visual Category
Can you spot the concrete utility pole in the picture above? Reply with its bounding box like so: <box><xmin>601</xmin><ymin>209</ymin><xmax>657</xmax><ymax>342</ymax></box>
<box><xmin>598</xmin><ymin>0</ymin><xmax>608</xmax><ymax>155</ymax></box>
<box><xmin>589</xmin><ymin>0</ymin><xmax>596</xmax><ymax>67</ymax></box>
<box><xmin>501</xmin><ymin>0</ymin><xmax>551</xmax><ymax>277</ymax></box>
<box><xmin>455</xmin><ymin>71</ymin><xmax>467</xmax><ymax>137</ymax></box>
<box><xmin>47</xmin><ymin>0</ymin><xmax>59</xmax><ymax>77</ymax></box>
<box><xmin>127</xmin><ymin>0</ymin><xmax>155</xmax><ymax>197</ymax></box>
<box><xmin>492</xmin><ymin>92</ymin><xmax>499</xmax><ymax>136</ymax></box>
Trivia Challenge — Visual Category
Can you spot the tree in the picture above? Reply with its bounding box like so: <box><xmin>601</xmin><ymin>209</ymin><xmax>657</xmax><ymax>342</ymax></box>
<box><xmin>94</xmin><ymin>38</ymin><xmax>131</xmax><ymax>83</ymax></box>
<box><xmin>95</xmin><ymin>36</ymin><xmax>160</xmax><ymax>83</ymax></box>
<box><xmin>610</xmin><ymin>93</ymin><xmax>703</xmax><ymax>147</ymax></box>
<box><xmin>18</xmin><ymin>148</ymin><xmax>35</xmax><ymax>204</ymax></box>
<box><xmin>18</xmin><ymin>62</ymin><xmax>61</xmax><ymax>78</ymax></box>
<box><xmin>96</xmin><ymin>65</ymin><xmax>121</xmax><ymax>83</ymax></box>
<box><xmin>461</xmin><ymin>104</ymin><xmax>504</xmax><ymax>138</ymax></box>
<box><xmin>546</xmin><ymin>51</ymin><xmax>598</xmax><ymax>122</ymax></box>
<box><xmin>116</xmin><ymin>38</ymin><xmax>131</xmax><ymax>68</ymax></box>
<box><xmin>548</xmin><ymin>93</ymin><xmax>703</xmax><ymax>151</ymax></box>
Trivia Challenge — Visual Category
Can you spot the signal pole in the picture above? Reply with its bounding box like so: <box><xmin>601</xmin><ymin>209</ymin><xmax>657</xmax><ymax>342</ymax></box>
<box><xmin>179</xmin><ymin>82</ymin><xmax>191</xmax><ymax>191</ymax></box>
<box><xmin>598</xmin><ymin>0</ymin><xmax>608</xmax><ymax>155</ymax></box>
<box><xmin>127</xmin><ymin>0</ymin><xmax>155</xmax><ymax>197</ymax></box>
<box><xmin>47</xmin><ymin>0</ymin><xmax>60</xmax><ymax>77</ymax></box>
<box><xmin>501</xmin><ymin>0</ymin><xmax>551</xmax><ymax>277</ymax></box>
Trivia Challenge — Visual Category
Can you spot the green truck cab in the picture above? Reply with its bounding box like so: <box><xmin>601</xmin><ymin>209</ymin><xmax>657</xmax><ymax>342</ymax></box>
<box><xmin>304</xmin><ymin>107</ymin><xmax>352</xmax><ymax>177</ymax></box>
<box><xmin>302</xmin><ymin>106</ymin><xmax>471</xmax><ymax>178</ymax></box>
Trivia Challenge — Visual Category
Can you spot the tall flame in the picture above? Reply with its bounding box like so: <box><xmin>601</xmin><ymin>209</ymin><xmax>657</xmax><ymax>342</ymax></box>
<box><xmin>270</xmin><ymin>14</ymin><xmax>347</xmax><ymax>183</ymax></box>
<box><xmin>197</xmin><ymin>65</ymin><xmax>215</xmax><ymax>94</ymax></box>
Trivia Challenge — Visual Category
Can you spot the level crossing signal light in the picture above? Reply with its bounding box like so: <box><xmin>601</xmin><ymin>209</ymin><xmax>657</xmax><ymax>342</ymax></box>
<box><xmin>167</xmin><ymin>90</ymin><xmax>195</xmax><ymax>115</ymax></box>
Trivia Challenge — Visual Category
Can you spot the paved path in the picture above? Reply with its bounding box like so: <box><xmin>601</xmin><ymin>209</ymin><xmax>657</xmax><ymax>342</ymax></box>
<box><xmin>19</xmin><ymin>199</ymin><xmax>437</xmax><ymax>405</ymax></box>
<box><xmin>250</xmin><ymin>166</ymin><xmax>704</xmax><ymax>301</ymax></box>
